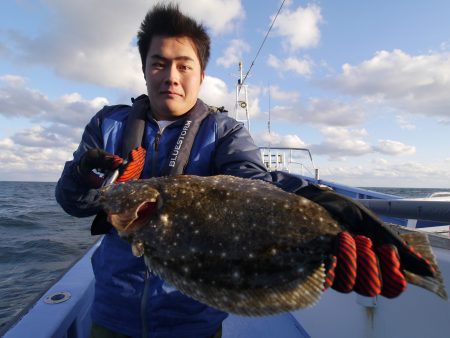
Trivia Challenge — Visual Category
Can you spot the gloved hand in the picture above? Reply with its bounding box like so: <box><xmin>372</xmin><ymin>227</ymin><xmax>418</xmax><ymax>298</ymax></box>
<box><xmin>90</xmin><ymin>146</ymin><xmax>147</xmax><ymax>235</ymax></box>
<box><xmin>78</xmin><ymin>149</ymin><xmax>123</xmax><ymax>188</ymax></box>
<box><xmin>78</xmin><ymin>147</ymin><xmax>146</xmax><ymax>187</ymax></box>
<box><xmin>297</xmin><ymin>184</ymin><xmax>435</xmax><ymax>298</ymax></box>
<box><xmin>323</xmin><ymin>232</ymin><xmax>407</xmax><ymax>298</ymax></box>
<box><xmin>115</xmin><ymin>146</ymin><xmax>146</xmax><ymax>183</ymax></box>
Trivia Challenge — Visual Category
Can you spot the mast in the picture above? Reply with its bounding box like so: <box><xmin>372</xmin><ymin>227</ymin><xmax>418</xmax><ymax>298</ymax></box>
<box><xmin>234</xmin><ymin>61</ymin><xmax>250</xmax><ymax>131</ymax></box>
<box><xmin>268</xmin><ymin>84</ymin><xmax>271</xmax><ymax>149</ymax></box>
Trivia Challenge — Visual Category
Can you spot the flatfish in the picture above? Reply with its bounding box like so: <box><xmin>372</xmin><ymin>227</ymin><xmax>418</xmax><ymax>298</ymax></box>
<box><xmin>99</xmin><ymin>175</ymin><xmax>446</xmax><ymax>315</ymax></box>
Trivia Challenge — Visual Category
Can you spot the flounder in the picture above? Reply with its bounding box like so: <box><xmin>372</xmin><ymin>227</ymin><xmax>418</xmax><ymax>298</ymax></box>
<box><xmin>99</xmin><ymin>175</ymin><xmax>447</xmax><ymax>315</ymax></box>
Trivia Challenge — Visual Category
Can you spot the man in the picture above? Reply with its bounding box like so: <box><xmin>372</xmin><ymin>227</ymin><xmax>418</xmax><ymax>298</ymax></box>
<box><xmin>56</xmin><ymin>4</ymin><xmax>270</xmax><ymax>338</ymax></box>
<box><xmin>56</xmin><ymin>3</ymin><xmax>427</xmax><ymax>338</ymax></box>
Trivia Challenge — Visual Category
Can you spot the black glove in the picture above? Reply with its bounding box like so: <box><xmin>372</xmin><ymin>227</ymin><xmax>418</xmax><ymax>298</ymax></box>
<box><xmin>297</xmin><ymin>184</ymin><xmax>435</xmax><ymax>297</ymax></box>
<box><xmin>89</xmin><ymin>147</ymin><xmax>147</xmax><ymax>235</ymax></box>
<box><xmin>77</xmin><ymin>149</ymin><xmax>123</xmax><ymax>188</ymax></box>
<box><xmin>115</xmin><ymin>147</ymin><xmax>146</xmax><ymax>183</ymax></box>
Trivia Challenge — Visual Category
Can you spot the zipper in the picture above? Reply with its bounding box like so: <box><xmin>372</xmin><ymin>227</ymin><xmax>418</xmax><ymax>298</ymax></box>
<box><xmin>151</xmin><ymin>130</ymin><xmax>162</xmax><ymax>177</ymax></box>
<box><xmin>141</xmin><ymin>268</ymin><xmax>151</xmax><ymax>338</ymax></box>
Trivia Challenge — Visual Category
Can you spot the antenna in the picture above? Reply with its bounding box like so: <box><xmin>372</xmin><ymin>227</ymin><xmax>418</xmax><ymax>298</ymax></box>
<box><xmin>268</xmin><ymin>84</ymin><xmax>271</xmax><ymax>149</ymax></box>
<box><xmin>240</xmin><ymin>0</ymin><xmax>286</xmax><ymax>87</ymax></box>
<box><xmin>234</xmin><ymin>61</ymin><xmax>250</xmax><ymax>131</ymax></box>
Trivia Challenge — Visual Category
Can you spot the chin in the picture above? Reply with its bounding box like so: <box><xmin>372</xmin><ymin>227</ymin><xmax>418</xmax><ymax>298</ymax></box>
<box><xmin>159</xmin><ymin>104</ymin><xmax>186</xmax><ymax>118</ymax></box>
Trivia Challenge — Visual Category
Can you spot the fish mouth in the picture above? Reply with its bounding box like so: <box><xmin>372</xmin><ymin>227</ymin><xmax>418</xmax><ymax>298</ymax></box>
<box><xmin>107</xmin><ymin>200</ymin><xmax>157</xmax><ymax>234</ymax></box>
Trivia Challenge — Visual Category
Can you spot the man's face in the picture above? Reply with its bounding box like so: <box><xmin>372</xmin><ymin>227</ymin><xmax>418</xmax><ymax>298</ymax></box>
<box><xmin>145</xmin><ymin>35</ymin><xmax>204</xmax><ymax>120</ymax></box>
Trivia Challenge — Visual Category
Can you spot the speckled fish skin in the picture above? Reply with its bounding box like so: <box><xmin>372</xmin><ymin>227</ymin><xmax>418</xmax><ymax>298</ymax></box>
<box><xmin>99</xmin><ymin>175</ymin><xmax>342</xmax><ymax>315</ymax></box>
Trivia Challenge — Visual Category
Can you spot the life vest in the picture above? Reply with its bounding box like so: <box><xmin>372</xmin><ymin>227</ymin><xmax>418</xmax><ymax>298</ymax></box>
<box><xmin>91</xmin><ymin>95</ymin><xmax>226</xmax><ymax>234</ymax></box>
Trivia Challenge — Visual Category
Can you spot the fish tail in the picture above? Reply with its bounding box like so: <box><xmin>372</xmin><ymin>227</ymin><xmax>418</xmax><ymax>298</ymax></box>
<box><xmin>400</xmin><ymin>232</ymin><xmax>448</xmax><ymax>300</ymax></box>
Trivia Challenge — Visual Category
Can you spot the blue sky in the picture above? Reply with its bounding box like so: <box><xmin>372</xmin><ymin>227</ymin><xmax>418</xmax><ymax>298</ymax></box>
<box><xmin>1</xmin><ymin>0</ymin><xmax>449</xmax><ymax>187</ymax></box>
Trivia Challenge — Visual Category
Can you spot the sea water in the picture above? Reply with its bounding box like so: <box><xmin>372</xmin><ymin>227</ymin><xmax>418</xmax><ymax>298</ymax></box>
<box><xmin>0</xmin><ymin>181</ymin><xmax>449</xmax><ymax>329</ymax></box>
<box><xmin>0</xmin><ymin>182</ymin><xmax>97</xmax><ymax>330</ymax></box>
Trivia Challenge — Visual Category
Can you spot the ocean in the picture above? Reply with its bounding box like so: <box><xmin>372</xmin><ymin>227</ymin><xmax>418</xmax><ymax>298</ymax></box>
<box><xmin>0</xmin><ymin>181</ymin><xmax>449</xmax><ymax>330</ymax></box>
<box><xmin>0</xmin><ymin>182</ymin><xmax>97</xmax><ymax>330</ymax></box>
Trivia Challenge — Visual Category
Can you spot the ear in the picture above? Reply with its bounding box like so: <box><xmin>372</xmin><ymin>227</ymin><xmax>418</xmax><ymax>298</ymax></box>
<box><xmin>200</xmin><ymin>71</ymin><xmax>205</xmax><ymax>84</ymax></box>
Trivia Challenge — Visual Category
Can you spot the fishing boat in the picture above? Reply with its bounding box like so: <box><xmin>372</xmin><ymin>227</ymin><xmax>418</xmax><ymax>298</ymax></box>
<box><xmin>1</xmin><ymin>165</ymin><xmax>449</xmax><ymax>338</ymax></box>
<box><xmin>2</xmin><ymin>64</ymin><xmax>450</xmax><ymax>338</ymax></box>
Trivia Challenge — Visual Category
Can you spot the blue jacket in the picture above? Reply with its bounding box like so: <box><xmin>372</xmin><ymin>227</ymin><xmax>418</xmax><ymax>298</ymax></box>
<box><xmin>55</xmin><ymin>99</ymin><xmax>278</xmax><ymax>338</ymax></box>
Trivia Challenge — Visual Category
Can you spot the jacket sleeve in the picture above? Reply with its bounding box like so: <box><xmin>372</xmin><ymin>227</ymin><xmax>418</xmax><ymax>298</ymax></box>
<box><xmin>213</xmin><ymin>115</ymin><xmax>269</xmax><ymax>179</ymax></box>
<box><xmin>55</xmin><ymin>106</ymin><xmax>111</xmax><ymax>217</ymax></box>
<box><xmin>212</xmin><ymin>115</ymin><xmax>310</xmax><ymax>191</ymax></box>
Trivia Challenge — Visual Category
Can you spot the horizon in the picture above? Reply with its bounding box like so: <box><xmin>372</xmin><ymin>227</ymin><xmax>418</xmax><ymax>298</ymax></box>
<box><xmin>1</xmin><ymin>1</ymin><xmax>449</xmax><ymax>188</ymax></box>
<box><xmin>1</xmin><ymin>180</ymin><xmax>449</xmax><ymax>191</ymax></box>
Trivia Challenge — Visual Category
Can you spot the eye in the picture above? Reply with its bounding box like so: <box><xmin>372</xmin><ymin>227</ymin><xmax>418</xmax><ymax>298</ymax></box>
<box><xmin>178</xmin><ymin>64</ymin><xmax>192</xmax><ymax>72</ymax></box>
<box><xmin>152</xmin><ymin>62</ymin><xmax>165</xmax><ymax>70</ymax></box>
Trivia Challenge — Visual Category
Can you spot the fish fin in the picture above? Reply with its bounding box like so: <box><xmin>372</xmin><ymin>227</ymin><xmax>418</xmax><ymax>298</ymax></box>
<box><xmin>131</xmin><ymin>240</ymin><xmax>145</xmax><ymax>257</ymax></box>
<box><xmin>154</xmin><ymin>262</ymin><xmax>326</xmax><ymax>316</ymax></box>
<box><xmin>143</xmin><ymin>256</ymin><xmax>153</xmax><ymax>274</ymax></box>
<box><xmin>400</xmin><ymin>232</ymin><xmax>448</xmax><ymax>300</ymax></box>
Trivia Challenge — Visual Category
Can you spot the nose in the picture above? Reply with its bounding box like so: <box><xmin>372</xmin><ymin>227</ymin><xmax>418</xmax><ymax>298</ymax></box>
<box><xmin>164</xmin><ymin>63</ymin><xmax>180</xmax><ymax>86</ymax></box>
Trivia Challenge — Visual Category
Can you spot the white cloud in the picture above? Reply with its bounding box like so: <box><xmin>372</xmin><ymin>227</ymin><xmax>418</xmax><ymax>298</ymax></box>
<box><xmin>199</xmin><ymin>75</ymin><xmax>234</xmax><ymax>110</ymax></box>
<box><xmin>374</xmin><ymin>139</ymin><xmax>416</xmax><ymax>155</ymax></box>
<box><xmin>271</xmin><ymin>98</ymin><xmax>365</xmax><ymax>126</ymax></box>
<box><xmin>2</xmin><ymin>0</ymin><xmax>245</xmax><ymax>91</ymax></box>
<box><xmin>0</xmin><ymin>138</ymin><xmax>14</xmax><ymax>149</ymax></box>
<box><xmin>396</xmin><ymin>115</ymin><xmax>416</xmax><ymax>130</ymax></box>
<box><xmin>371</xmin><ymin>158</ymin><xmax>388</xmax><ymax>165</ymax></box>
<box><xmin>309</xmin><ymin>128</ymin><xmax>416</xmax><ymax>159</ymax></box>
<box><xmin>311</xmin><ymin>127</ymin><xmax>371</xmax><ymax>159</ymax></box>
<box><xmin>217</xmin><ymin>39</ymin><xmax>250</xmax><ymax>68</ymax></box>
<box><xmin>0</xmin><ymin>75</ymin><xmax>109</xmax><ymax>126</ymax></box>
<box><xmin>319</xmin><ymin>160</ymin><xmax>450</xmax><ymax>188</ymax></box>
<box><xmin>266</xmin><ymin>85</ymin><xmax>300</xmax><ymax>102</ymax></box>
<box><xmin>326</xmin><ymin>49</ymin><xmax>450</xmax><ymax>120</ymax></box>
<box><xmin>267</xmin><ymin>54</ymin><xmax>313</xmax><ymax>76</ymax></box>
<box><xmin>181</xmin><ymin>0</ymin><xmax>245</xmax><ymax>35</ymax></box>
<box><xmin>0</xmin><ymin>144</ymin><xmax>75</xmax><ymax>181</ymax></box>
<box><xmin>273</xmin><ymin>3</ymin><xmax>322</xmax><ymax>51</ymax></box>
<box><xmin>11</xmin><ymin>124</ymin><xmax>81</xmax><ymax>148</ymax></box>
<box><xmin>254</xmin><ymin>131</ymin><xmax>306</xmax><ymax>148</ymax></box>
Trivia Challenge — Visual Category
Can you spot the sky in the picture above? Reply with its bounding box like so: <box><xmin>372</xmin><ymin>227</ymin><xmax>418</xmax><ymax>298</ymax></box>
<box><xmin>0</xmin><ymin>0</ymin><xmax>449</xmax><ymax>188</ymax></box>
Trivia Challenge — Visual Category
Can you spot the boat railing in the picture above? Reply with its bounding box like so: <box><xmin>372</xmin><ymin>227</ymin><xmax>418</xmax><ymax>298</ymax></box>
<box><xmin>259</xmin><ymin>147</ymin><xmax>319</xmax><ymax>180</ymax></box>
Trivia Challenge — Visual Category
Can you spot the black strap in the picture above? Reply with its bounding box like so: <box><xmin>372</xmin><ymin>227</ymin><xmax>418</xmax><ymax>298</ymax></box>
<box><xmin>162</xmin><ymin>100</ymin><xmax>211</xmax><ymax>176</ymax></box>
<box><xmin>121</xmin><ymin>94</ymin><xmax>149</xmax><ymax>158</ymax></box>
<box><xmin>92</xmin><ymin>95</ymin><xmax>149</xmax><ymax>236</ymax></box>
<box><xmin>92</xmin><ymin>96</ymin><xmax>214</xmax><ymax>235</ymax></box>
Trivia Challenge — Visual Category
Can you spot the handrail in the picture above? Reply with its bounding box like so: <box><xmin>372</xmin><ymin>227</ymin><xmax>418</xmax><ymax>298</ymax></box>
<box><xmin>259</xmin><ymin>147</ymin><xmax>318</xmax><ymax>179</ymax></box>
<box><xmin>358</xmin><ymin>199</ymin><xmax>450</xmax><ymax>223</ymax></box>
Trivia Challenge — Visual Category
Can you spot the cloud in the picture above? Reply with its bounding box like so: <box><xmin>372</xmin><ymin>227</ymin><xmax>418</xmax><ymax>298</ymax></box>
<box><xmin>272</xmin><ymin>3</ymin><xmax>322</xmax><ymax>51</ymax></box>
<box><xmin>0</xmin><ymin>140</ymin><xmax>75</xmax><ymax>181</ymax></box>
<box><xmin>11</xmin><ymin>124</ymin><xmax>82</xmax><ymax>148</ymax></box>
<box><xmin>0</xmin><ymin>74</ymin><xmax>109</xmax><ymax>182</ymax></box>
<box><xmin>373</xmin><ymin>139</ymin><xmax>416</xmax><ymax>155</ymax></box>
<box><xmin>217</xmin><ymin>39</ymin><xmax>250</xmax><ymax>68</ymax></box>
<box><xmin>253</xmin><ymin>130</ymin><xmax>306</xmax><ymax>148</ymax></box>
<box><xmin>371</xmin><ymin>158</ymin><xmax>389</xmax><ymax>166</ymax></box>
<box><xmin>396</xmin><ymin>115</ymin><xmax>416</xmax><ymax>130</ymax></box>
<box><xmin>270</xmin><ymin>98</ymin><xmax>365</xmax><ymax>126</ymax></box>
<box><xmin>181</xmin><ymin>0</ymin><xmax>245</xmax><ymax>35</ymax></box>
<box><xmin>199</xmin><ymin>75</ymin><xmax>235</xmax><ymax>110</ymax></box>
<box><xmin>0</xmin><ymin>75</ymin><xmax>109</xmax><ymax>126</ymax></box>
<box><xmin>311</xmin><ymin>127</ymin><xmax>371</xmax><ymax>159</ymax></box>
<box><xmin>252</xmin><ymin>130</ymin><xmax>313</xmax><ymax>174</ymax></box>
<box><xmin>319</xmin><ymin>160</ymin><xmax>450</xmax><ymax>188</ymax></box>
<box><xmin>265</xmin><ymin>85</ymin><xmax>300</xmax><ymax>102</ymax></box>
<box><xmin>309</xmin><ymin>127</ymin><xmax>416</xmax><ymax>159</ymax></box>
<box><xmin>325</xmin><ymin>49</ymin><xmax>450</xmax><ymax>120</ymax></box>
<box><xmin>267</xmin><ymin>54</ymin><xmax>313</xmax><ymax>76</ymax></box>
<box><xmin>2</xmin><ymin>0</ymin><xmax>245</xmax><ymax>91</ymax></box>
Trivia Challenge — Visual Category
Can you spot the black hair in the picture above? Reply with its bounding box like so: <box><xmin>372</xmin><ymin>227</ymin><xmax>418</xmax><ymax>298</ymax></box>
<box><xmin>137</xmin><ymin>3</ymin><xmax>211</xmax><ymax>73</ymax></box>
